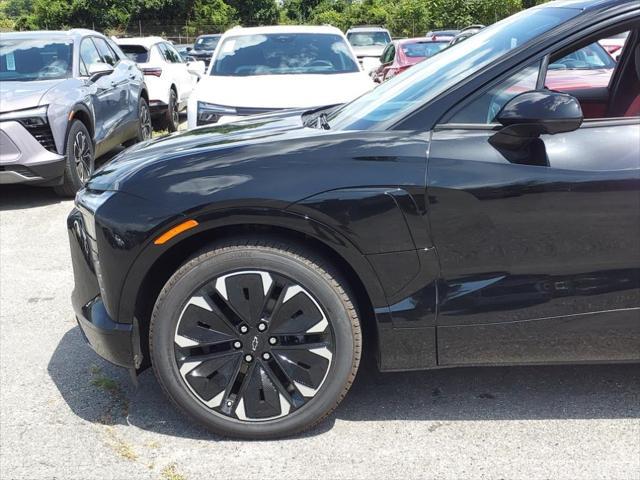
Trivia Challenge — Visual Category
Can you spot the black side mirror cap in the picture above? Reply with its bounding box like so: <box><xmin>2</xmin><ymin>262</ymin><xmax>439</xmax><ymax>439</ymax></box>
<box><xmin>496</xmin><ymin>90</ymin><xmax>583</xmax><ymax>137</ymax></box>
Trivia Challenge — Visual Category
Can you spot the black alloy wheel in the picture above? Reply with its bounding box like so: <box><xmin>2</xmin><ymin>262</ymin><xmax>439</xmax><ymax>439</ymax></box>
<box><xmin>150</xmin><ymin>239</ymin><xmax>361</xmax><ymax>438</ymax></box>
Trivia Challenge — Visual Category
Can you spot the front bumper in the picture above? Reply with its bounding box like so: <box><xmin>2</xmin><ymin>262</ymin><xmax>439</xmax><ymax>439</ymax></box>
<box><xmin>68</xmin><ymin>207</ymin><xmax>142</xmax><ymax>370</ymax></box>
<box><xmin>0</xmin><ymin>121</ymin><xmax>65</xmax><ymax>184</ymax></box>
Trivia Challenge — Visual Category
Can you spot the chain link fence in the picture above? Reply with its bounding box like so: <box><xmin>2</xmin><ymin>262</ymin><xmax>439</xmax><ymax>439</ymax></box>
<box><xmin>115</xmin><ymin>23</ymin><xmax>235</xmax><ymax>44</ymax></box>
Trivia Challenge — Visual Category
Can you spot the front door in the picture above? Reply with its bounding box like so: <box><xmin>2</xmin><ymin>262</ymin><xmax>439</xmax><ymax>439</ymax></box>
<box><xmin>427</xmin><ymin>28</ymin><xmax>640</xmax><ymax>365</ymax></box>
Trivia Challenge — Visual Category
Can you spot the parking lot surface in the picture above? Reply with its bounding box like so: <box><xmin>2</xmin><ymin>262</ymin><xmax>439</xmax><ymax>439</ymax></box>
<box><xmin>1</xmin><ymin>184</ymin><xmax>639</xmax><ymax>480</ymax></box>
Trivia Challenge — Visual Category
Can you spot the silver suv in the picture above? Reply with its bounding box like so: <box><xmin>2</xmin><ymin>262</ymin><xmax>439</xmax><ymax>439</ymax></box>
<box><xmin>0</xmin><ymin>29</ymin><xmax>151</xmax><ymax>196</ymax></box>
<box><xmin>345</xmin><ymin>26</ymin><xmax>392</xmax><ymax>73</ymax></box>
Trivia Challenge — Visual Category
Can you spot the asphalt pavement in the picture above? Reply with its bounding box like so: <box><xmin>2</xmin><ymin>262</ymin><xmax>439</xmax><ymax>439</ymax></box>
<box><xmin>1</xmin><ymin>183</ymin><xmax>639</xmax><ymax>480</ymax></box>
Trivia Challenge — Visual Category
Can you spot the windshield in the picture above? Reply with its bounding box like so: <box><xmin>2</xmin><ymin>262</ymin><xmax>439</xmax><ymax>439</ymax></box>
<box><xmin>119</xmin><ymin>45</ymin><xmax>149</xmax><ymax>63</ymax></box>
<box><xmin>211</xmin><ymin>33</ymin><xmax>359</xmax><ymax>76</ymax></box>
<box><xmin>402</xmin><ymin>41</ymin><xmax>448</xmax><ymax>58</ymax></box>
<box><xmin>329</xmin><ymin>6</ymin><xmax>580</xmax><ymax>131</ymax></box>
<box><xmin>0</xmin><ymin>38</ymin><xmax>72</xmax><ymax>81</ymax></box>
<box><xmin>550</xmin><ymin>42</ymin><xmax>616</xmax><ymax>70</ymax></box>
<box><xmin>347</xmin><ymin>31</ymin><xmax>391</xmax><ymax>47</ymax></box>
<box><xmin>195</xmin><ymin>36</ymin><xmax>220</xmax><ymax>51</ymax></box>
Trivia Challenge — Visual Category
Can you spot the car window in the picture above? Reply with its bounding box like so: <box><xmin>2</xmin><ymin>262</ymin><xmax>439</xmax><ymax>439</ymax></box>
<box><xmin>401</xmin><ymin>42</ymin><xmax>448</xmax><ymax>58</ymax></box>
<box><xmin>382</xmin><ymin>45</ymin><xmax>395</xmax><ymax>64</ymax></box>
<box><xmin>194</xmin><ymin>36</ymin><xmax>220</xmax><ymax>51</ymax></box>
<box><xmin>120</xmin><ymin>44</ymin><xmax>149</xmax><ymax>63</ymax></box>
<box><xmin>212</xmin><ymin>33</ymin><xmax>359</xmax><ymax>76</ymax></box>
<box><xmin>163</xmin><ymin>43</ymin><xmax>183</xmax><ymax>63</ymax></box>
<box><xmin>328</xmin><ymin>7</ymin><xmax>579</xmax><ymax>131</ymax></box>
<box><xmin>347</xmin><ymin>31</ymin><xmax>391</xmax><ymax>47</ymax></box>
<box><xmin>80</xmin><ymin>38</ymin><xmax>103</xmax><ymax>69</ymax></box>
<box><xmin>549</xmin><ymin>42</ymin><xmax>616</xmax><ymax>70</ymax></box>
<box><xmin>0</xmin><ymin>38</ymin><xmax>72</xmax><ymax>81</ymax></box>
<box><xmin>446</xmin><ymin>61</ymin><xmax>540</xmax><ymax>124</ymax></box>
<box><xmin>93</xmin><ymin>37</ymin><xmax>118</xmax><ymax>66</ymax></box>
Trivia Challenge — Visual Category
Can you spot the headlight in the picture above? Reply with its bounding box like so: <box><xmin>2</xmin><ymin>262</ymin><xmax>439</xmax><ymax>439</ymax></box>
<box><xmin>0</xmin><ymin>105</ymin><xmax>48</xmax><ymax>126</ymax></box>
<box><xmin>197</xmin><ymin>101</ymin><xmax>237</xmax><ymax>126</ymax></box>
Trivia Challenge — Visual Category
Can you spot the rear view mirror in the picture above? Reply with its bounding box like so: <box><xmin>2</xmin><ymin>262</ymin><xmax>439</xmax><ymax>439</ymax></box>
<box><xmin>496</xmin><ymin>90</ymin><xmax>583</xmax><ymax>137</ymax></box>
<box><xmin>186</xmin><ymin>60</ymin><xmax>206</xmax><ymax>78</ymax></box>
<box><xmin>88</xmin><ymin>63</ymin><xmax>114</xmax><ymax>82</ymax></box>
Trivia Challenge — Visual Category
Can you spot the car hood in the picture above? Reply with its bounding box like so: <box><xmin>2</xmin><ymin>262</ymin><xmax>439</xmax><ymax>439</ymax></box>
<box><xmin>0</xmin><ymin>79</ymin><xmax>65</xmax><ymax>113</ymax></box>
<box><xmin>87</xmin><ymin>109</ymin><xmax>320</xmax><ymax>192</ymax></box>
<box><xmin>194</xmin><ymin>73</ymin><xmax>373</xmax><ymax>109</ymax></box>
<box><xmin>352</xmin><ymin>46</ymin><xmax>385</xmax><ymax>58</ymax></box>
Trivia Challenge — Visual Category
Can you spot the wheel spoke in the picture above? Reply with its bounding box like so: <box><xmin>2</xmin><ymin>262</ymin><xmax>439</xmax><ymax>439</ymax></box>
<box><xmin>269</xmin><ymin>284</ymin><xmax>328</xmax><ymax>335</ymax></box>
<box><xmin>272</xmin><ymin>347</ymin><xmax>331</xmax><ymax>397</ymax></box>
<box><xmin>178</xmin><ymin>353</ymin><xmax>241</xmax><ymax>408</ymax></box>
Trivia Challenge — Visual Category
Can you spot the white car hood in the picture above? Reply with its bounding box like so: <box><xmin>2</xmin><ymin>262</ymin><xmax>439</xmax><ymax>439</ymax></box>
<box><xmin>352</xmin><ymin>45</ymin><xmax>386</xmax><ymax>58</ymax></box>
<box><xmin>193</xmin><ymin>72</ymin><xmax>374</xmax><ymax>109</ymax></box>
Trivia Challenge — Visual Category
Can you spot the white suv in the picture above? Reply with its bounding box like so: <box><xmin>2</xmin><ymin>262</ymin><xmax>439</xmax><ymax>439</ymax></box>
<box><xmin>118</xmin><ymin>37</ymin><xmax>205</xmax><ymax>131</ymax></box>
<box><xmin>345</xmin><ymin>26</ymin><xmax>392</xmax><ymax>73</ymax></box>
<box><xmin>188</xmin><ymin>25</ymin><xmax>374</xmax><ymax>129</ymax></box>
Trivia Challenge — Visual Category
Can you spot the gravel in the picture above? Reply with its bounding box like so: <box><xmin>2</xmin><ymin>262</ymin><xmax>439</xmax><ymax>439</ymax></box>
<box><xmin>1</xmin><ymin>184</ymin><xmax>639</xmax><ymax>480</ymax></box>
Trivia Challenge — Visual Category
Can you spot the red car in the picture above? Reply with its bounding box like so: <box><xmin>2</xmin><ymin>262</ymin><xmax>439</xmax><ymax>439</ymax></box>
<box><xmin>372</xmin><ymin>38</ymin><xmax>449</xmax><ymax>83</ymax></box>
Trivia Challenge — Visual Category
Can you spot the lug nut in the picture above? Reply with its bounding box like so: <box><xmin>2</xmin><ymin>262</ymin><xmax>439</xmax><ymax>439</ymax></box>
<box><xmin>226</xmin><ymin>400</ymin><xmax>233</xmax><ymax>407</ymax></box>
<box><xmin>233</xmin><ymin>341</ymin><xmax>242</xmax><ymax>349</ymax></box>
<box><xmin>257</xmin><ymin>322</ymin><xmax>267</xmax><ymax>332</ymax></box>
<box><xmin>262</xmin><ymin>352</ymin><xmax>271</xmax><ymax>361</ymax></box>
<box><xmin>269</xmin><ymin>337</ymin><xmax>277</xmax><ymax>345</ymax></box>
<box><xmin>244</xmin><ymin>354</ymin><xmax>253</xmax><ymax>362</ymax></box>
<box><xmin>239</xmin><ymin>325</ymin><xmax>249</xmax><ymax>334</ymax></box>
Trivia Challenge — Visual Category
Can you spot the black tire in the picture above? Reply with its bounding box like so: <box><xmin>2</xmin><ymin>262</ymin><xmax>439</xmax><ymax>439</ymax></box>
<box><xmin>54</xmin><ymin>119</ymin><xmax>94</xmax><ymax>197</ymax></box>
<box><xmin>153</xmin><ymin>89</ymin><xmax>179</xmax><ymax>132</ymax></box>
<box><xmin>150</xmin><ymin>238</ymin><xmax>361</xmax><ymax>439</ymax></box>
<box><xmin>124</xmin><ymin>96</ymin><xmax>152</xmax><ymax>147</ymax></box>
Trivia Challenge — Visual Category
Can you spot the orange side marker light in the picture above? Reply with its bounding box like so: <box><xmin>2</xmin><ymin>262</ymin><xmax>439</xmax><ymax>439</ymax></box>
<box><xmin>154</xmin><ymin>219</ymin><xmax>199</xmax><ymax>245</ymax></box>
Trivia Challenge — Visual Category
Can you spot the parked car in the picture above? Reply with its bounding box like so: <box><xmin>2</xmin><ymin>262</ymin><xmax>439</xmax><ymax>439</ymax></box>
<box><xmin>424</xmin><ymin>29</ymin><xmax>460</xmax><ymax>42</ymax></box>
<box><xmin>345</xmin><ymin>26</ymin><xmax>392</xmax><ymax>73</ymax></box>
<box><xmin>448</xmin><ymin>25</ymin><xmax>485</xmax><ymax>46</ymax></box>
<box><xmin>0</xmin><ymin>29</ymin><xmax>150</xmax><ymax>196</ymax></box>
<box><xmin>187</xmin><ymin>25</ymin><xmax>375</xmax><ymax>128</ymax></box>
<box><xmin>117</xmin><ymin>37</ymin><xmax>204</xmax><ymax>132</ymax></box>
<box><xmin>372</xmin><ymin>38</ymin><xmax>449</xmax><ymax>83</ymax></box>
<box><xmin>599</xmin><ymin>31</ymin><xmax>629</xmax><ymax>60</ymax></box>
<box><xmin>188</xmin><ymin>34</ymin><xmax>221</xmax><ymax>68</ymax></box>
<box><xmin>174</xmin><ymin>43</ymin><xmax>194</xmax><ymax>62</ymax></box>
<box><xmin>69</xmin><ymin>0</ymin><xmax>640</xmax><ymax>439</ymax></box>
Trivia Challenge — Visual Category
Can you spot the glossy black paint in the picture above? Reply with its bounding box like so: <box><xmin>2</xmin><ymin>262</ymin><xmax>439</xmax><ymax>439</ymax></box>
<box><xmin>68</xmin><ymin>0</ymin><xmax>640</xmax><ymax>374</ymax></box>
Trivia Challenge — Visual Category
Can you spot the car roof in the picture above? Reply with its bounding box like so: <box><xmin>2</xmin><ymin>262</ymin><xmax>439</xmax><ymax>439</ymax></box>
<box><xmin>396</xmin><ymin>37</ymin><xmax>449</xmax><ymax>46</ymax></box>
<box><xmin>116</xmin><ymin>36</ymin><xmax>166</xmax><ymax>48</ymax></box>
<box><xmin>542</xmin><ymin>0</ymin><xmax>632</xmax><ymax>10</ymax></box>
<box><xmin>347</xmin><ymin>26</ymin><xmax>390</xmax><ymax>32</ymax></box>
<box><xmin>0</xmin><ymin>28</ymin><xmax>102</xmax><ymax>42</ymax></box>
<box><xmin>224</xmin><ymin>25</ymin><xmax>345</xmax><ymax>37</ymax></box>
<box><xmin>196</xmin><ymin>34</ymin><xmax>221</xmax><ymax>38</ymax></box>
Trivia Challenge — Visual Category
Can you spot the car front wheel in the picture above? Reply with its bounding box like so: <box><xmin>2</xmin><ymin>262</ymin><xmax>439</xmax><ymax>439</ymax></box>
<box><xmin>149</xmin><ymin>238</ymin><xmax>361</xmax><ymax>439</ymax></box>
<box><xmin>54</xmin><ymin>119</ymin><xmax>94</xmax><ymax>197</ymax></box>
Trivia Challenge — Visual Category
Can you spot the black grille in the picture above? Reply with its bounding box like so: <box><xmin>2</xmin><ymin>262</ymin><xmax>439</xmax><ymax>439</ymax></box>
<box><xmin>23</xmin><ymin>123</ymin><xmax>57</xmax><ymax>153</ymax></box>
<box><xmin>235</xmin><ymin>106</ymin><xmax>283</xmax><ymax>116</ymax></box>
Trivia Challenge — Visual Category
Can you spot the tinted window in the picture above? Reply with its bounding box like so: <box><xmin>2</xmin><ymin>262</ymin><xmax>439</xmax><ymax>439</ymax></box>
<box><xmin>0</xmin><ymin>38</ymin><xmax>72</xmax><ymax>81</ymax></box>
<box><xmin>120</xmin><ymin>44</ymin><xmax>149</xmax><ymax>63</ymax></box>
<box><xmin>550</xmin><ymin>42</ymin><xmax>616</xmax><ymax>70</ymax></box>
<box><xmin>80</xmin><ymin>38</ymin><xmax>102</xmax><ymax>68</ymax></box>
<box><xmin>212</xmin><ymin>33</ymin><xmax>359</xmax><ymax>76</ymax></box>
<box><xmin>329</xmin><ymin>7</ymin><xmax>579</xmax><ymax>130</ymax></box>
<box><xmin>401</xmin><ymin>41</ymin><xmax>448</xmax><ymax>58</ymax></box>
<box><xmin>195</xmin><ymin>36</ymin><xmax>220</xmax><ymax>51</ymax></box>
<box><xmin>163</xmin><ymin>43</ymin><xmax>182</xmax><ymax>63</ymax></box>
<box><xmin>447</xmin><ymin>61</ymin><xmax>540</xmax><ymax>124</ymax></box>
<box><xmin>93</xmin><ymin>37</ymin><xmax>118</xmax><ymax>66</ymax></box>
<box><xmin>347</xmin><ymin>31</ymin><xmax>391</xmax><ymax>47</ymax></box>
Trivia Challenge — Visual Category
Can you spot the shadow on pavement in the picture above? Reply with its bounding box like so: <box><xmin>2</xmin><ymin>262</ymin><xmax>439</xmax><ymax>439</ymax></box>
<box><xmin>48</xmin><ymin>326</ymin><xmax>640</xmax><ymax>442</ymax></box>
<box><xmin>0</xmin><ymin>184</ymin><xmax>66</xmax><ymax>210</ymax></box>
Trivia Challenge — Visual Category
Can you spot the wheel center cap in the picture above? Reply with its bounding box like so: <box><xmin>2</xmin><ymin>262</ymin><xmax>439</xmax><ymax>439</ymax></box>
<box><xmin>251</xmin><ymin>335</ymin><xmax>259</xmax><ymax>352</ymax></box>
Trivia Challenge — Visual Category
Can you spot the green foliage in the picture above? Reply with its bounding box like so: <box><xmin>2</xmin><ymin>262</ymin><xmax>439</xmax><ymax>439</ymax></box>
<box><xmin>2</xmin><ymin>0</ymin><xmax>529</xmax><ymax>35</ymax></box>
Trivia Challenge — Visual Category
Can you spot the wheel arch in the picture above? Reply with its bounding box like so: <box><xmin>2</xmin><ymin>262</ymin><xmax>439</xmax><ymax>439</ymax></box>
<box><xmin>66</xmin><ymin>104</ymin><xmax>94</xmax><ymax>150</ymax></box>
<box><xmin>126</xmin><ymin>214</ymin><xmax>386</xmax><ymax>370</ymax></box>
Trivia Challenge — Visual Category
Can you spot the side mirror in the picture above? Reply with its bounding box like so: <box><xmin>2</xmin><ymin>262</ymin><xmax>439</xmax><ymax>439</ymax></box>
<box><xmin>186</xmin><ymin>60</ymin><xmax>205</xmax><ymax>77</ymax></box>
<box><xmin>186</xmin><ymin>46</ymin><xmax>192</xmax><ymax>52</ymax></box>
<box><xmin>496</xmin><ymin>90</ymin><xmax>583</xmax><ymax>138</ymax></box>
<box><xmin>88</xmin><ymin>63</ymin><xmax>114</xmax><ymax>82</ymax></box>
